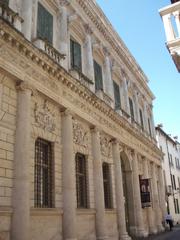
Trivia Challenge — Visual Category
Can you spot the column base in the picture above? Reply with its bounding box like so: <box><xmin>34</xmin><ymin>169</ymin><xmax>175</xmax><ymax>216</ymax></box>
<box><xmin>148</xmin><ymin>226</ymin><xmax>158</xmax><ymax>235</ymax></box>
<box><xmin>119</xmin><ymin>233</ymin><xmax>132</xmax><ymax>240</ymax></box>
<box><xmin>129</xmin><ymin>226</ymin><xmax>148</xmax><ymax>238</ymax></box>
<box><xmin>97</xmin><ymin>236</ymin><xmax>109</xmax><ymax>240</ymax></box>
<box><xmin>157</xmin><ymin>224</ymin><xmax>164</xmax><ymax>233</ymax></box>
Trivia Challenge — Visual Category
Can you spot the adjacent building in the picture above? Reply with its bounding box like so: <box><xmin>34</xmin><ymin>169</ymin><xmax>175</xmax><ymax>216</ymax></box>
<box><xmin>156</xmin><ymin>125</ymin><xmax>180</xmax><ymax>224</ymax></box>
<box><xmin>0</xmin><ymin>0</ymin><xmax>165</xmax><ymax>239</ymax></box>
<box><xmin>159</xmin><ymin>0</ymin><xmax>180</xmax><ymax>72</ymax></box>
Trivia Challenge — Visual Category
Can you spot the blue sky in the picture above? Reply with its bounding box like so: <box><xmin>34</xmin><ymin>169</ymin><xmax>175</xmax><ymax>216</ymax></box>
<box><xmin>97</xmin><ymin>0</ymin><xmax>180</xmax><ymax>140</ymax></box>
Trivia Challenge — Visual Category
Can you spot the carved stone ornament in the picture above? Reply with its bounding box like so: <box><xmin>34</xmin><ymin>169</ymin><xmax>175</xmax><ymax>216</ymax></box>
<box><xmin>73</xmin><ymin>120</ymin><xmax>88</xmax><ymax>148</ymax></box>
<box><xmin>100</xmin><ymin>134</ymin><xmax>112</xmax><ymax>157</ymax></box>
<box><xmin>34</xmin><ymin>100</ymin><xmax>56</xmax><ymax>132</ymax></box>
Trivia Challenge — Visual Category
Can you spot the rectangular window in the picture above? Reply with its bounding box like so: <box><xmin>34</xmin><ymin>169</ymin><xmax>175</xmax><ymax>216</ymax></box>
<box><xmin>176</xmin><ymin>199</ymin><xmax>180</xmax><ymax>214</ymax></box>
<box><xmin>139</xmin><ymin>109</ymin><xmax>144</xmax><ymax>130</ymax></box>
<box><xmin>34</xmin><ymin>138</ymin><xmax>54</xmax><ymax>208</ymax></box>
<box><xmin>37</xmin><ymin>3</ymin><xmax>53</xmax><ymax>44</ymax></box>
<box><xmin>2</xmin><ymin>0</ymin><xmax>9</xmax><ymax>5</ymax></box>
<box><xmin>113</xmin><ymin>81</ymin><xmax>121</xmax><ymax>110</ymax></box>
<box><xmin>94</xmin><ymin>60</ymin><xmax>103</xmax><ymax>91</ymax></box>
<box><xmin>70</xmin><ymin>39</ymin><xmax>82</xmax><ymax>72</ymax></box>
<box><xmin>148</xmin><ymin>118</ymin><xmax>152</xmax><ymax>136</ymax></box>
<box><xmin>102</xmin><ymin>163</ymin><xmax>112</xmax><ymax>209</ymax></box>
<box><xmin>129</xmin><ymin>97</ymin><xmax>134</xmax><ymax>121</ymax></box>
<box><xmin>76</xmin><ymin>153</ymin><xmax>88</xmax><ymax>208</ymax></box>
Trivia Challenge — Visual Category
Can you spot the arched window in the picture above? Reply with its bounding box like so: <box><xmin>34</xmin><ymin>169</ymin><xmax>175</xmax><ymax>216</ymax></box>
<box><xmin>34</xmin><ymin>138</ymin><xmax>54</xmax><ymax>208</ymax></box>
<box><xmin>75</xmin><ymin>153</ymin><xmax>88</xmax><ymax>208</ymax></box>
<box><xmin>102</xmin><ymin>162</ymin><xmax>112</xmax><ymax>209</ymax></box>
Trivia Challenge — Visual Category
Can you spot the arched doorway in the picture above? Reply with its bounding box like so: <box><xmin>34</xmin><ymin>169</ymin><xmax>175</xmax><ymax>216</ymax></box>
<box><xmin>121</xmin><ymin>151</ymin><xmax>135</xmax><ymax>236</ymax></box>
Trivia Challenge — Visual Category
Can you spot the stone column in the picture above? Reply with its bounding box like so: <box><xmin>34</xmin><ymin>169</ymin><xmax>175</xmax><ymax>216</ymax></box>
<box><xmin>162</xmin><ymin>14</ymin><xmax>175</xmax><ymax>42</ymax></box>
<box><xmin>61</xmin><ymin>110</ymin><xmax>77</xmax><ymax>240</ymax></box>
<box><xmin>11</xmin><ymin>81</ymin><xmax>33</xmax><ymax>240</ymax></box>
<box><xmin>143</xmin><ymin>158</ymin><xmax>156</xmax><ymax>234</ymax></box>
<box><xmin>151</xmin><ymin>163</ymin><xmax>163</xmax><ymax>232</ymax></box>
<box><xmin>174</xmin><ymin>11</ymin><xmax>180</xmax><ymax>37</ymax></box>
<box><xmin>133</xmin><ymin>90</ymin><xmax>140</xmax><ymax>124</ymax></box>
<box><xmin>103</xmin><ymin>48</ymin><xmax>114</xmax><ymax>100</ymax></box>
<box><xmin>84</xmin><ymin>25</ymin><xmax>95</xmax><ymax>91</ymax></box>
<box><xmin>58</xmin><ymin>1</ymin><xmax>69</xmax><ymax>70</ymax></box>
<box><xmin>91</xmin><ymin>128</ymin><xmax>107</xmax><ymax>240</ymax></box>
<box><xmin>112</xmin><ymin>141</ymin><xmax>131</xmax><ymax>240</ymax></box>
<box><xmin>122</xmin><ymin>75</ymin><xmax>130</xmax><ymax>115</ymax></box>
<box><xmin>21</xmin><ymin>0</ymin><xmax>33</xmax><ymax>41</ymax></box>
<box><xmin>158</xmin><ymin>167</ymin><xmax>166</xmax><ymax>227</ymax></box>
<box><xmin>131</xmin><ymin>151</ymin><xmax>147</xmax><ymax>237</ymax></box>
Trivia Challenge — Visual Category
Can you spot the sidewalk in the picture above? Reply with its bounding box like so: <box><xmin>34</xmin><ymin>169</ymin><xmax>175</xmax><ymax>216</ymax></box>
<box><xmin>133</xmin><ymin>225</ymin><xmax>180</xmax><ymax>240</ymax></box>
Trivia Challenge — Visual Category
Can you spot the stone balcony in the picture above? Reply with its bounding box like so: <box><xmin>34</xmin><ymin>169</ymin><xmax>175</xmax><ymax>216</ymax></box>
<box><xmin>0</xmin><ymin>1</ymin><xmax>23</xmax><ymax>32</ymax></box>
<box><xmin>159</xmin><ymin>1</ymin><xmax>180</xmax><ymax>72</ymax></box>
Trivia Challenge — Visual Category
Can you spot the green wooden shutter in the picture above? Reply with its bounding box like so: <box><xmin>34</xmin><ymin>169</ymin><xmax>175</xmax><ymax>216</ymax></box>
<box><xmin>94</xmin><ymin>60</ymin><xmax>103</xmax><ymax>91</ymax></box>
<box><xmin>70</xmin><ymin>39</ymin><xmax>82</xmax><ymax>71</ymax></box>
<box><xmin>113</xmin><ymin>81</ymin><xmax>121</xmax><ymax>110</ymax></box>
<box><xmin>129</xmin><ymin>98</ymin><xmax>134</xmax><ymax>120</ymax></box>
<box><xmin>37</xmin><ymin>3</ymin><xmax>53</xmax><ymax>44</ymax></box>
<box><xmin>139</xmin><ymin>109</ymin><xmax>144</xmax><ymax>130</ymax></box>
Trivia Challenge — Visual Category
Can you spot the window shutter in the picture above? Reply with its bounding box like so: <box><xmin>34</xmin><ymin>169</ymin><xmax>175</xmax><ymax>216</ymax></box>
<box><xmin>70</xmin><ymin>39</ymin><xmax>82</xmax><ymax>71</ymax></box>
<box><xmin>37</xmin><ymin>3</ymin><xmax>53</xmax><ymax>44</ymax></box>
<box><xmin>129</xmin><ymin>98</ymin><xmax>134</xmax><ymax>120</ymax></box>
<box><xmin>113</xmin><ymin>81</ymin><xmax>121</xmax><ymax>110</ymax></box>
<box><xmin>94</xmin><ymin>60</ymin><xmax>103</xmax><ymax>91</ymax></box>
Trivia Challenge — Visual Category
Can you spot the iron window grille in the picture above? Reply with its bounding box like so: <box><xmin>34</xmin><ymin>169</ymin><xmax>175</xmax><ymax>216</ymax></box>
<box><xmin>102</xmin><ymin>162</ymin><xmax>112</xmax><ymax>209</ymax></box>
<box><xmin>34</xmin><ymin>138</ymin><xmax>54</xmax><ymax>208</ymax></box>
<box><xmin>75</xmin><ymin>153</ymin><xmax>88</xmax><ymax>208</ymax></box>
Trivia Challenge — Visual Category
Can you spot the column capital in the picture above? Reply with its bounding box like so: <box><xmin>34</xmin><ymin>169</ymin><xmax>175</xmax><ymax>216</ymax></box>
<box><xmin>61</xmin><ymin>108</ymin><xmax>73</xmax><ymax>117</ymax></box>
<box><xmin>16</xmin><ymin>81</ymin><xmax>35</xmax><ymax>95</ymax></box>
<box><xmin>84</xmin><ymin>24</ymin><xmax>93</xmax><ymax>35</ymax></box>
<box><xmin>58</xmin><ymin>0</ymin><xmax>70</xmax><ymax>7</ymax></box>
<box><xmin>90</xmin><ymin>126</ymin><xmax>100</xmax><ymax>134</ymax></box>
<box><xmin>103</xmin><ymin>47</ymin><xmax>111</xmax><ymax>57</ymax></box>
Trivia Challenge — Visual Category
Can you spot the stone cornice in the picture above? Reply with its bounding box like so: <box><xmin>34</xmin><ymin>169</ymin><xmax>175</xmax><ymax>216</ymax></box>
<box><xmin>76</xmin><ymin>0</ymin><xmax>155</xmax><ymax>100</ymax></box>
<box><xmin>0</xmin><ymin>19</ymin><xmax>161</xmax><ymax>162</ymax></box>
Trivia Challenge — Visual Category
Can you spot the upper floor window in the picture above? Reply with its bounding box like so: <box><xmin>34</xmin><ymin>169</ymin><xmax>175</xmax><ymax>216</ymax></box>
<box><xmin>94</xmin><ymin>60</ymin><xmax>103</xmax><ymax>91</ymax></box>
<box><xmin>148</xmin><ymin>118</ymin><xmax>152</xmax><ymax>137</ymax></box>
<box><xmin>70</xmin><ymin>39</ymin><xmax>82</xmax><ymax>72</ymax></box>
<box><xmin>139</xmin><ymin>109</ymin><xmax>144</xmax><ymax>130</ymax></box>
<box><xmin>34</xmin><ymin>138</ymin><xmax>54</xmax><ymax>208</ymax></box>
<box><xmin>102</xmin><ymin>162</ymin><xmax>112</xmax><ymax>209</ymax></box>
<box><xmin>75</xmin><ymin>153</ymin><xmax>88</xmax><ymax>208</ymax></box>
<box><xmin>129</xmin><ymin>97</ymin><xmax>134</xmax><ymax>121</ymax></box>
<box><xmin>37</xmin><ymin>2</ymin><xmax>53</xmax><ymax>44</ymax></box>
<box><xmin>113</xmin><ymin>81</ymin><xmax>121</xmax><ymax>110</ymax></box>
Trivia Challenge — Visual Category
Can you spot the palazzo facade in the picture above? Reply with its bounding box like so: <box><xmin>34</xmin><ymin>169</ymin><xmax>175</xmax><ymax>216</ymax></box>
<box><xmin>0</xmin><ymin>0</ymin><xmax>165</xmax><ymax>239</ymax></box>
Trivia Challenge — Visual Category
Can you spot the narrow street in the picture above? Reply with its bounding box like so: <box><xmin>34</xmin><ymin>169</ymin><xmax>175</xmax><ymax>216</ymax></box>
<box><xmin>134</xmin><ymin>226</ymin><xmax>180</xmax><ymax>240</ymax></box>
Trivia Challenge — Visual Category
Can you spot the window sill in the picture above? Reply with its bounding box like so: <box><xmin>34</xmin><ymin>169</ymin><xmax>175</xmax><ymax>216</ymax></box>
<box><xmin>76</xmin><ymin>208</ymin><xmax>96</xmax><ymax>215</ymax></box>
<box><xmin>30</xmin><ymin>208</ymin><xmax>63</xmax><ymax>216</ymax></box>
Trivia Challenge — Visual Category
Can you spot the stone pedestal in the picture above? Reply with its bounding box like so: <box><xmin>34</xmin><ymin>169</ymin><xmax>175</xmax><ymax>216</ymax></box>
<box><xmin>61</xmin><ymin>110</ymin><xmax>77</xmax><ymax>240</ymax></box>
<box><xmin>91</xmin><ymin>128</ymin><xmax>107</xmax><ymax>240</ymax></box>
<box><xmin>11</xmin><ymin>82</ymin><xmax>32</xmax><ymax>240</ymax></box>
<box><xmin>112</xmin><ymin>141</ymin><xmax>131</xmax><ymax>240</ymax></box>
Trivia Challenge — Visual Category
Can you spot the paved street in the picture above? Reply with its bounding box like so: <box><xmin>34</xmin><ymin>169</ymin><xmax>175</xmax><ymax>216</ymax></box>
<box><xmin>134</xmin><ymin>226</ymin><xmax>180</xmax><ymax>240</ymax></box>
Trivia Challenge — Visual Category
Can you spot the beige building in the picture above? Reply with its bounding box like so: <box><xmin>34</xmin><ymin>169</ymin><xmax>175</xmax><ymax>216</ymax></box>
<box><xmin>156</xmin><ymin>125</ymin><xmax>180</xmax><ymax>224</ymax></box>
<box><xmin>159</xmin><ymin>0</ymin><xmax>180</xmax><ymax>72</ymax></box>
<box><xmin>0</xmin><ymin>0</ymin><xmax>165</xmax><ymax>240</ymax></box>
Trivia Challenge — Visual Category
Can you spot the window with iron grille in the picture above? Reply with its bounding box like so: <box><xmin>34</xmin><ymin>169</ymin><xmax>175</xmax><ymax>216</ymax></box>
<box><xmin>102</xmin><ymin>162</ymin><xmax>112</xmax><ymax>209</ymax></box>
<box><xmin>37</xmin><ymin>2</ymin><xmax>53</xmax><ymax>44</ymax></box>
<box><xmin>34</xmin><ymin>138</ymin><xmax>54</xmax><ymax>208</ymax></box>
<box><xmin>70</xmin><ymin>39</ymin><xmax>82</xmax><ymax>72</ymax></box>
<box><xmin>75</xmin><ymin>153</ymin><xmax>88</xmax><ymax>208</ymax></box>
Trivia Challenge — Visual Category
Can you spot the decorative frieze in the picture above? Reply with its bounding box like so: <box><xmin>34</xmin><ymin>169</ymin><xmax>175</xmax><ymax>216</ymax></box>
<box><xmin>100</xmin><ymin>133</ymin><xmax>112</xmax><ymax>158</ymax></box>
<box><xmin>73</xmin><ymin>120</ymin><xmax>89</xmax><ymax>149</ymax></box>
<box><xmin>34</xmin><ymin>100</ymin><xmax>56</xmax><ymax>132</ymax></box>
